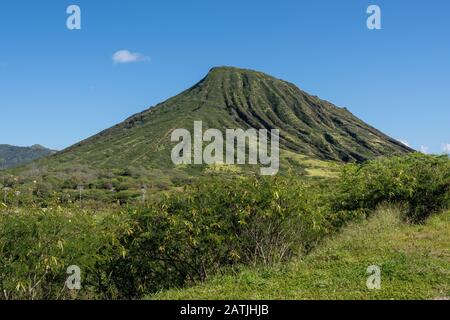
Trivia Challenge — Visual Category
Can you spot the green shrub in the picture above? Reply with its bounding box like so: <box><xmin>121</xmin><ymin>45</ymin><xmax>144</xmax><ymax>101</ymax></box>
<box><xmin>107</xmin><ymin>176</ymin><xmax>333</xmax><ymax>298</ymax></box>
<box><xmin>333</xmin><ymin>153</ymin><xmax>450</xmax><ymax>222</ymax></box>
<box><xmin>0</xmin><ymin>207</ymin><xmax>130</xmax><ymax>300</ymax></box>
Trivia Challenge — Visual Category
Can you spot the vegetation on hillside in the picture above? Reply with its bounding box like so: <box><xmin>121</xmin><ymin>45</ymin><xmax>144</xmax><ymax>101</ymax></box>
<box><xmin>152</xmin><ymin>206</ymin><xmax>450</xmax><ymax>300</ymax></box>
<box><xmin>0</xmin><ymin>153</ymin><xmax>448</xmax><ymax>300</ymax></box>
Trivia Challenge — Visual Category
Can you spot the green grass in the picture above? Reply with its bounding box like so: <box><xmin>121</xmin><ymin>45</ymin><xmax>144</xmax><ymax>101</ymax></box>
<box><xmin>150</xmin><ymin>206</ymin><xmax>450</xmax><ymax>300</ymax></box>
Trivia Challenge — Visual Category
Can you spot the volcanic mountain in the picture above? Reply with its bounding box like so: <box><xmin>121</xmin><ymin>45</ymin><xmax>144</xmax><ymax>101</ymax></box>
<box><xmin>10</xmin><ymin>67</ymin><xmax>412</xmax><ymax>190</ymax></box>
<box><xmin>59</xmin><ymin>66</ymin><xmax>410</xmax><ymax>161</ymax></box>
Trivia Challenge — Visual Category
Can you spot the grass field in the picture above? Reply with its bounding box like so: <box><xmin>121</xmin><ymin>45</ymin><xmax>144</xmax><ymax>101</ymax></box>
<box><xmin>150</xmin><ymin>206</ymin><xmax>450</xmax><ymax>300</ymax></box>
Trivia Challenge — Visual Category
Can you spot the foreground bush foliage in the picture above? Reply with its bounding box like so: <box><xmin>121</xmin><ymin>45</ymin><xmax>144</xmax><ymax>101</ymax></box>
<box><xmin>0</xmin><ymin>153</ymin><xmax>448</xmax><ymax>299</ymax></box>
<box><xmin>0</xmin><ymin>177</ymin><xmax>332</xmax><ymax>299</ymax></box>
<box><xmin>108</xmin><ymin>177</ymin><xmax>332</xmax><ymax>298</ymax></box>
<box><xmin>0</xmin><ymin>207</ymin><xmax>131</xmax><ymax>299</ymax></box>
<box><xmin>333</xmin><ymin>153</ymin><xmax>450</xmax><ymax>222</ymax></box>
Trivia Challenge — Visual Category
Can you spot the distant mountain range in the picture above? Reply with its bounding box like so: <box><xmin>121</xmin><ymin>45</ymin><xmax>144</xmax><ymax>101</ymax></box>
<box><xmin>0</xmin><ymin>144</ymin><xmax>56</xmax><ymax>169</ymax></box>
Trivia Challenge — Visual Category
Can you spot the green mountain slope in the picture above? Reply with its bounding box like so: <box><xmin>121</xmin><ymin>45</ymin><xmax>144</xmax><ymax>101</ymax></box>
<box><xmin>0</xmin><ymin>144</ymin><xmax>55</xmax><ymax>169</ymax></box>
<box><xmin>57</xmin><ymin>66</ymin><xmax>411</xmax><ymax>166</ymax></box>
<box><xmin>7</xmin><ymin>67</ymin><xmax>412</xmax><ymax>196</ymax></box>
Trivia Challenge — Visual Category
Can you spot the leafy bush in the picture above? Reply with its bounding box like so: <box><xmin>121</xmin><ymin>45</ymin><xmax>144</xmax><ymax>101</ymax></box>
<box><xmin>107</xmin><ymin>176</ymin><xmax>333</xmax><ymax>298</ymax></box>
<box><xmin>0</xmin><ymin>207</ymin><xmax>130</xmax><ymax>300</ymax></box>
<box><xmin>333</xmin><ymin>153</ymin><xmax>450</xmax><ymax>222</ymax></box>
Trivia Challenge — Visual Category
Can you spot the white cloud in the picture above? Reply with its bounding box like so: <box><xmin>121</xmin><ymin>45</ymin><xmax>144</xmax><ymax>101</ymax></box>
<box><xmin>420</xmin><ymin>145</ymin><xmax>429</xmax><ymax>154</ymax></box>
<box><xmin>442</xmin><ymin>143</ymin><xmax>450</xmax><ymax>154</ymax></box>
<box><xmin>112</xmin><ymin>50</ymin><xmax>150</xmax><ymax>64</ymax></box>
<box><xmin>399</xmin><ymin>139</ymin><xmax>410</xmax><ymax>147</ymax></box>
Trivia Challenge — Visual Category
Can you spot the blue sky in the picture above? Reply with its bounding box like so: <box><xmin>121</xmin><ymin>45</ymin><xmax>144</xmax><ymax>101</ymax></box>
<box><xmin>0</xmin><ymin>0</ymin><xmax>449</xmax><ymax>153</ymax></box>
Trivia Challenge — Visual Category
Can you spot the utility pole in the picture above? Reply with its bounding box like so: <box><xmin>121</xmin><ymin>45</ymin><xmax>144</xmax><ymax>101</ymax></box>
<box><xmin>141</xmin><ymin>185</ymin><xmax>147</xmax><ymax>204</ymax></box>
<box><xmin>14</xmin><ymin>190</ymin><xmax>21</xmax><ymax>207</ymax></box>
<box><xmin>0</xmin><ymin>158</ymin><xmax>5</xmax><ymax>205</ymax></box>
<box><xmin>78</xmin><ymin>185</ymin><xmax>84</xmax><ymax>208</ymax></box>
<box><xmin>3</xmin><ymin>187</ymin><xmax>10</xmax><ymax>205</ymax></box>
<box><xmin>0</xmin><ymin>158</ymin><xmax>5</xmax><ymax>186</ymax></box>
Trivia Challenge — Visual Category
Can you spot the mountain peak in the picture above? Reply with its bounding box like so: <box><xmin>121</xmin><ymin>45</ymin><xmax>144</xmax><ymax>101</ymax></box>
<box><xmin>206</xmin><ymin>66</ymin><xmax>272</xmax><ymax>79</ymax></box>
<box><xmin>209</xmin><ymin>66</ymin><xmax>256</xmax><ymax>73</ymax></box>
<box><xmin>31</xmin><ymin>144</ymin><xmax>46</xmax><ymax>150</ymax></box>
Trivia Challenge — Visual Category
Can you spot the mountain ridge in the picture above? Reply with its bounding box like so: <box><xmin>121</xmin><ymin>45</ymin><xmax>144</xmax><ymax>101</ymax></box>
<box><xmin>0</xmin><ymin>144</ymin><xmax>56</xmax><ymax>169</ymax></box>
